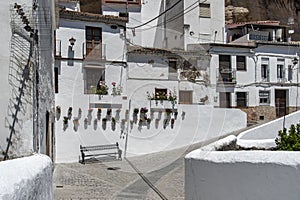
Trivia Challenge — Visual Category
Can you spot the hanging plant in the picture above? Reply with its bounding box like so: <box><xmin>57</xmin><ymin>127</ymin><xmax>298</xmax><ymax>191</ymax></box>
<box><xmin>63</xmin><ymin>116</ymin><xmax>68</xmax><ymax>125</ymax></box>
<box><xmin>111</xmin><ymin>117</ymin><xmax>116</xmax><ymax>131</ymax></box>
<box><xmin>165</xmin><ymin>108</ymin><xmax>172</xmax><ymax>116</ymax></box>
<box><xmin>56</xmin><ymin>106</ymin><xmax>61</xmax><ymax>114</ymax></box>
<box><xmin>134</xmin><ymin>108</ymin><xmax>139</xmax><ymax>114</ymax></box>
<box><xmin>68</xmin><ymin>107</ymin><xmax>73</xmax><ymax>119</ymax></box>
<box><xmin>102</xmin><ymin>118</ymin><xmax>107</xmax><ymax>130</ymax></box>
<box><xmin>171</xmin><ymin>118</ymin><xmax>175</xmax><ymax>129</ymax></box>
<box><xmin>174</xmin><ymin>111</ymin><xmax>178</xmax><ymax>120</ymax></box>
<box><xmin>107</xmin><ymin>108</ymin><xmax>112</xmax><ymax>116</ymax></box>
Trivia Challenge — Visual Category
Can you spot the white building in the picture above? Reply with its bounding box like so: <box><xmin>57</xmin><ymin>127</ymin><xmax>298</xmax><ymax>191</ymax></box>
<box><xmin>0</xmin><ymin>0</ymin><xmax>56</xmax><ymax>160</ymax></box>
<box><xmin>54</xmin><ymin>1</ymin><xmax>246</xmax><ymax>163</ymax></box>
<box><xmin>208</xmin><ymin>21</ymin><xmax>300</xmax><ymax>121</ymax></box>
<box><xmin>102</xmin><ymin>0</ymin><xmax>225</xmax><ymax>50</ymax></box>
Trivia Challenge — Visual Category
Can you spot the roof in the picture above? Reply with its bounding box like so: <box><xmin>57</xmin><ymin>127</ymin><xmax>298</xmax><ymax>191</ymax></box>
<box><xmin>59</xmin><ymin>9</ymin><xmax>127</xmax><ymax>26</ymax></box>
<box><xmin>226</xmin><ymin>20</ymin><xmax>283</xmax><ymax>29</ymax></box>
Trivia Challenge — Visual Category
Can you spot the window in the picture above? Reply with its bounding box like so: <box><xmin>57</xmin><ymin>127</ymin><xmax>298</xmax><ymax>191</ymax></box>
<box><xmin>237</xmin><ymin>56</ymin><xmax>246</xmax><ymax>71</ymax></box>
<box><xmin>199</xmin><ymin>3</ymin><xmax>210</xmax><ymax>18</ymax></box>
<box><xmin>277</xmin><ymin>64</ymin><xmax>285</xmax><ymax>78</ymax></box>
<box><xmin>259</xmin><ymin>91</ymin><xmax>270</xmax><ymax>105</ymax></box>
<box><xmin>288</xmin><ymin>65</ymin><xmax>293</xmax><ymax>81</ymax></box>
<box><xmin>84</xmin><ymin>67</ymin><xmax>105</xmax><ymax>94</ymax></box>
<box><xmin>236</xmin><ymin>92</ymin><xmax>247</xmax><ymax>107</ymax></box>
<box><xmin>261</xmin><ymin>64</ymin><xmax>269</xmax><ymax>81</ymax></box>
<box><xmin>179</xmin><ymin>91</ymin><xmax>193</xmax><ymax>104</ymax></box>
<box><xmin>155</xmin><ymin>88</ymin><xmax>168</xmax><ymax>100</ymax></box>
<box><xmin>169</xmin><ymin>59</ymin><xmax>177</xmax><ymax>73</ymax></box>
<box><xmin>85</xmin><ymin>26</ymin><xmax>102</xmax><ymax>58</ymax></box>
<box><xmin>103</xmin><ymin>0</ymin><xmax>141</xmax><ymax>5</ymax></box>
<box><xmin>219</xmin><ymin>55</ymin><xmax>231</xmax><ymax>69</ymax></box>
<box><xmin>54</xmin><ymin>67</ymin><xmax>58</xmax><ymax>93</ymax></box>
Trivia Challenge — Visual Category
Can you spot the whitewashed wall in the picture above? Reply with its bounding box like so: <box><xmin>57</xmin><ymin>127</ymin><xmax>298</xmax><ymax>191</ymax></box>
<box><xmin>184</xmin><ymin>0</ymin><xmax>225</xmax><ymax>48</ymax></box>
<box><xmin>0</xmin><ymin>0</ymin><xmax>55</xmax><ymax>159</ymax></box>
<box><xmin>103</xmin><ymin>0</ymin><xmax>224</xmax><ymax>49</ymax></box>
<box><xmin>0</xmin><ymin>154</ymin><xmax>53</xmax><ymax>200</ymax></box>
<box><xmin>238</xmin><ymin>110</ymin><xmax>300</xmax><ymax>141</ymax></box>
<box><xmin>185</xmin><ymin>136</ymin><xmax>300</xmax><ymax>200</ymax></box>
<box><xmin>57</xmin><ymin>19</ymin><xmax>126</xmax><ymax>62</ymax></box>
<box><xmin>55</xmin><ymin>59</ymin><xmax>247</xmax><ymax>162</ymax></box>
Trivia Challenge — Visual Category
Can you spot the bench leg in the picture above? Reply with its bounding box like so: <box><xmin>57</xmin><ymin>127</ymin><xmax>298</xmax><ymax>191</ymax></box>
<box><xmin>81</xmin><ymin>151</ymin><xmax>85</xmax><ymax>164</ymax></box>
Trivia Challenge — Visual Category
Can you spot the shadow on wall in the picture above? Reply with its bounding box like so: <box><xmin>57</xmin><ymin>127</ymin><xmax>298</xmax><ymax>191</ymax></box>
<box><xmin>4</xmin><ymin>32</ymin><xmax>33</xmax><ymax>160</ymax></box>
<box><xmin>67</xmin><ymin>46</ymin><xmax>74</xmax><ymax>66</ymax></box>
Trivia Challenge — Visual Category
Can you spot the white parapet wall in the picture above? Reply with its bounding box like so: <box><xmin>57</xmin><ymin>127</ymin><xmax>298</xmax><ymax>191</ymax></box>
<box><xmin>0</xmin><ymin>154</ymin><xmax>53</xmax><ymax>200</ymax></box>
<box><xmin>237</xmin><ymin>110</ymin><xmax>300</xmax><ymax>149</ymax></box>
<box><xmin>185</xmin><ymin>135</ymin><xmax>300</xmax><ymax>200</ymax></box>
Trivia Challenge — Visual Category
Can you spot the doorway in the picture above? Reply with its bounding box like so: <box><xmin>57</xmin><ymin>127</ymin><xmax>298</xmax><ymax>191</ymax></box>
<box><xmin>219</xmin><ymin>92</ymin><xmax>231</xmax><ymax>108</ymax></box>
<box><xmin>275</xmin><ymin>89</ymin><xmax>287</xmax><ymax>117</ymax></box>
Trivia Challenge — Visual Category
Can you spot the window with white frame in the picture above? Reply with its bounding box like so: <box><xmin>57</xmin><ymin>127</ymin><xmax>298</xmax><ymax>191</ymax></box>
<box><xmin>84</xmin><ymin>67</ymin><xmax>105</xmax><ymax>94</ymax></box>
<box><xmin>261</xmin><ymin>58</ymin><xmax>269</xmax><ymax>82</ymax></box>
<box><xmin>277</xmin><ymin>64</ymin><xmax>285</xmax><ymax>79</ymax></box>
<box><xmin>288</xmin><ymin>65</ymin><xmax>293</xmax><ymax>81</ymax></box>
<box><xmin>259</xmin><ymin>90</ymin><xmax>270</xmax><ymax>105</ymax></box>
<box><xmin>236</xmin><ymin>56</ymin><xmax>246</xmax><ymax>71</ymax></box>
<box><xmin>199</xmin><ymin>3</ymin><xmax>210</xmax><ymax>18</ymax></box>
<box><xmin>236</xmin><ymin>92</ymin><xmax>248</xmax><ymax>107</ymax></box>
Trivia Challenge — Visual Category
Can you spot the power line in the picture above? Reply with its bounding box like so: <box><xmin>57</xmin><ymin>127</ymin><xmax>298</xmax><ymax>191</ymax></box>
<box><xmin>127</xmin><ymin>0</ymin><xmax>183</xmax><ymax>29</ymax></box>
<box><xmin>139</xmin><ymin>2</ymin><xmax>200</xmax><ymax>32</ymax></box>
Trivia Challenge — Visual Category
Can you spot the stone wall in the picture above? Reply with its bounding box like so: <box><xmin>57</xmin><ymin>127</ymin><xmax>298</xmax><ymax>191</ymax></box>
<box><xmin>240</xmin><ymin>106</ymin><xmax>276</xmax><ymax>122</ymax></box>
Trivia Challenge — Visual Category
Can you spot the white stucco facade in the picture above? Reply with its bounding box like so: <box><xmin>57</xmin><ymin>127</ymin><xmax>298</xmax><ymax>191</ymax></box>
<box><xmin>102</xmin><ymin>0</ymin><xmax>225</xmax><ymax>50</ymax></box>
<box><xmin>0</xmin><ymin>0</ymin><xmax>56</xmax><ymax>160</ymax></box>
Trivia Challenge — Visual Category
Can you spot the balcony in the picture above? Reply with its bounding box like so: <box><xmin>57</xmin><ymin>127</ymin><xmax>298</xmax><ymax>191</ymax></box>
<box><xmin>83</xmin><ymin>42</ymin><xmax>106</xmax><ymax>62</ymax></box>
<box><xmin>217</xmin><ymin>69</ymin><xmax>236</xmax><ymax>84</ymax></box>
<box><xmin>216</xmin><ymin>69</ymin><xmax>236</xmax><ymax>92</ymax></box>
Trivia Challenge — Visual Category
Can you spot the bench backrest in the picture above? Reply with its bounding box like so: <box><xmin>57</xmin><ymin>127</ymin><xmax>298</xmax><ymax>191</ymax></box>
<box><xmin>80</xmin><ymin>142</ymin><xmax>119</xmax><ymax>152</ymax></box>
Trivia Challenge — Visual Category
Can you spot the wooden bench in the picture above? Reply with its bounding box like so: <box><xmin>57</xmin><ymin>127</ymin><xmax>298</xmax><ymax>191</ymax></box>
<box><xmin>80</xmin><ymin>142</ymin><xmax>122</xmax><ymax>164</ymax></box>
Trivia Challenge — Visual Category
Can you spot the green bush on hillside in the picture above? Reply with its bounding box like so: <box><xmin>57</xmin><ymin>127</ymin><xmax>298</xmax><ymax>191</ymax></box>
<box><xmin>275</xmin><ymin>123</ymin><xmax>300</xmax><ymax>151</ymax></box>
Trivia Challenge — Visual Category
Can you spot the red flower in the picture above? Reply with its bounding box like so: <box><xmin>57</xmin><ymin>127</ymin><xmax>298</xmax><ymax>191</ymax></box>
<box><xmin>112</xmin><ymin>82</ymin><xmax>116</xmax><ymax>86</ymax></box>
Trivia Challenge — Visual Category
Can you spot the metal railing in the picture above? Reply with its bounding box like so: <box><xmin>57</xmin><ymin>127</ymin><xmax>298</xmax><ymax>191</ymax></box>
<box><xmin>217</xmin><ymin>68</ymin><xmax>236</xmax><ymax>84</ymax></box>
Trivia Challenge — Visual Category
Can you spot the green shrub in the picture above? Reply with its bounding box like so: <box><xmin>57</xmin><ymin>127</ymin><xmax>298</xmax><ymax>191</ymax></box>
<box><xmin>275</xmin><ymin>123</ymin><xmax>300</xmax><ymax>151</ymax></box>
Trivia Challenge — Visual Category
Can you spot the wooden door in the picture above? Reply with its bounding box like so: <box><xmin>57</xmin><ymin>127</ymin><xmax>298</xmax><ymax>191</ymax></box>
<box><xmin>219</xmin><ymin>92</ymin><xmax>231</xmax><ymax>108</ymax></box>
<box><xmin>179</xmin><ymin>91</ymin><xmax>193</xmax><ymax>104</ymax></box>
<box><xmin>86</xmin><ymin>26</ymin><xmax>102</xmax><ymax>59</ymax></box>
<box><xmin>275</xmin><ymin>89</ymin><xmax>287</xmax><ymax>117</ymax></box>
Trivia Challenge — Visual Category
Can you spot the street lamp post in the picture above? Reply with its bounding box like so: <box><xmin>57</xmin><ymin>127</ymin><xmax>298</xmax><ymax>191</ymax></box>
<box><xmin>293</xmin><ymin>57</ymin><xmax>298</xmax><ymax>111</ymax></box>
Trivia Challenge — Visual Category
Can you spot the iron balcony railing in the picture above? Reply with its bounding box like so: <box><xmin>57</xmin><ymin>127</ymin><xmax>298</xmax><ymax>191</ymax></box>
<box><xmin>217</xmin><ymin>68</ymin><xmax>237</xmax><ymax>84</ymax></box>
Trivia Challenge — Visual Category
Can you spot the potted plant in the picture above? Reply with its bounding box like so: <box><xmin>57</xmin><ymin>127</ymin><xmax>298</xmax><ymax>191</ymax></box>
<box><xmin>68</xmin><ymin>107</ymin><xmax>72</xmax><ymax>119</ymax></box>
<box><xmin>111</xmin><ymin>117</ymin><xmax>116</xmax><ymax>131</ymax></box>
<box><xmin>96</xmin><ymin>81</ymin><xmax>108</xmax><ymax>95</ymax></box>
<box><xmin>134</xmin><ymin>108</ymin><xmax>139</xmax><ymax>114</ymax></box>
<box><xmin>73</xmin><ymin>117</ymin><xmax>79</xmax><ymax>131</ymax></box>
<box><xmin>165</xmin><ymin>108</ymin><xmax>172</xmax><ymax>116</ymax></box>
<box><xmin>171</xmin><ymin>118</ymin><xmax>175</xmax><ymax>129</ymax></box>
<box><xmin>147</xmin><ymin>118</ymin><xmax>151</xmax><ymax>129</ymax></box>
<box><xmin>102</xmin><ymin>118</ymin><xmax>107</xmax><ymax>130</ymax></box>
<box><xmin>63</xmin><ymin>116</ymin><xmax>68</xmax><ymax>125</ymax></box>
<box><xmin>107</xmin><ymin>108</ymin><xmax>112</xmax><ymax>116</ymax></box>
<box><xmin>56</xmin><ymin>106</ymin><xmax>61</xmax><ymax>120</ymax></box>
<box><xmin>78</xmin><ymin>108</ymin><xmax>82</xmax><ymax>119</ymax></box>
<box><xmin>83</xmin><ymin>118</ymin><xmax>88</xmax><ymax>129</ymax></box>
<box><xmin>56</xmin><ymin>106</ymin><xmax>61</xmax><ymax>114</ymax></box>
<box><xmin>174</xmin><ymin>111</ymin><xmax>178</xmax><ymax>120</ymax></box>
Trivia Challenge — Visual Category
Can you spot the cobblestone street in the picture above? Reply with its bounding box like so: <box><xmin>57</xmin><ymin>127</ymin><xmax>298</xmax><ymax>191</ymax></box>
<box><xmin>54</xmin><ymin>130</ymin><xmax>249</xmax><ymax>199</ymax></box>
